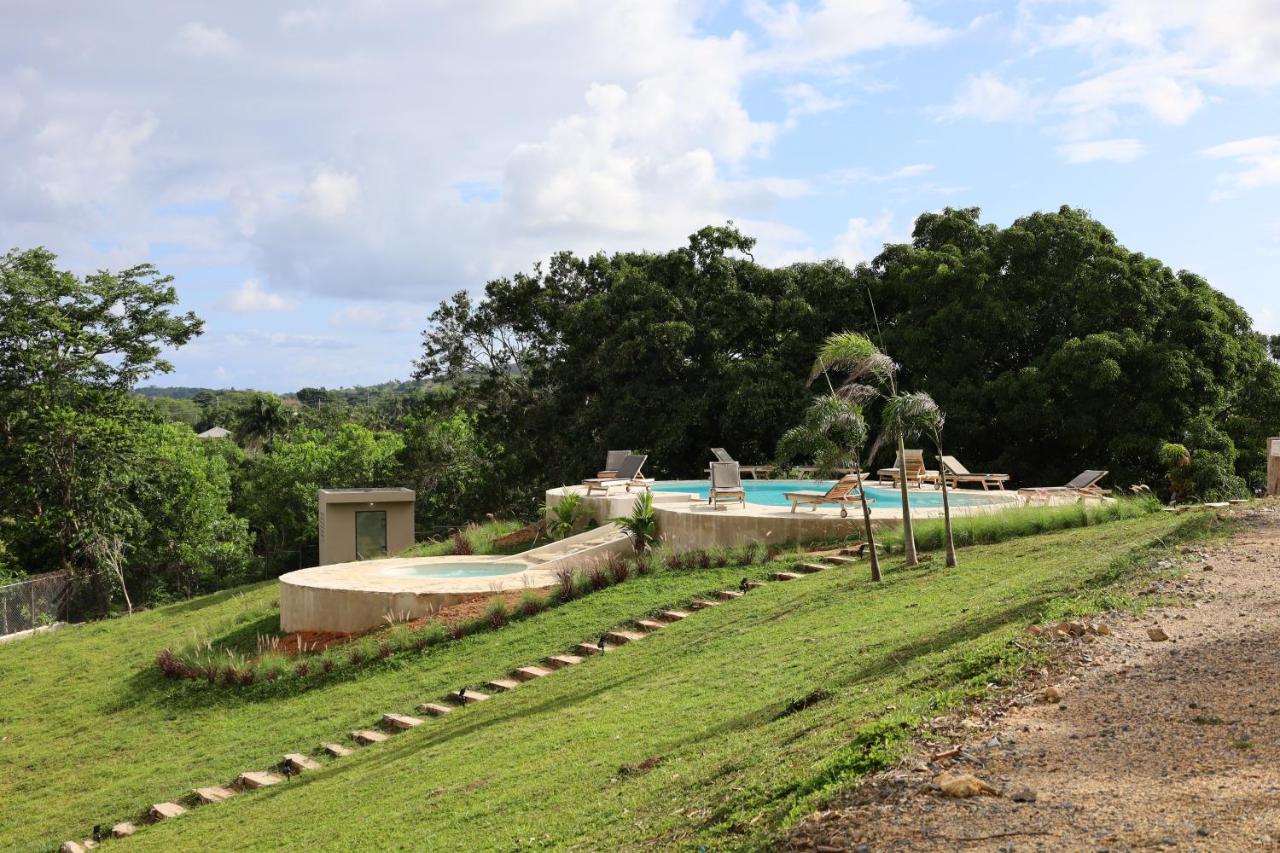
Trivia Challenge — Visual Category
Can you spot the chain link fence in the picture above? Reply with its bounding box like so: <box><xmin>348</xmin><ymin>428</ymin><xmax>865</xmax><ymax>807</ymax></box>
<box><xmin>0</xmin><ymin>571</ymin><xmax>72</xmax><ymax>637</ymax></box>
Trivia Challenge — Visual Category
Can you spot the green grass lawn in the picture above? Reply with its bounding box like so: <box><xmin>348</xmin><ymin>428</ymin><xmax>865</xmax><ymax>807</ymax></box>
<box><xmin>0</xmin><ymin>513</ymin><xmax>1209</xmax><ymax>851</ymax></box>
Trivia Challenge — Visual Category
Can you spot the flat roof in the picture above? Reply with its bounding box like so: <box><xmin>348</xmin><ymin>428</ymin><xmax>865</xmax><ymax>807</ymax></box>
<box><xmin>318</xmin><ymin>488</ymin><xmax>415</xmax><ymax>504</ymax></box>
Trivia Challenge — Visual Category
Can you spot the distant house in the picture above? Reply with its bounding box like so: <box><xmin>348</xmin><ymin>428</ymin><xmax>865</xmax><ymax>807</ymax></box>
<box><xmin>196</xmin><ymin>426</ymin><xmax>232</xmax><ymax>440</ymax></box>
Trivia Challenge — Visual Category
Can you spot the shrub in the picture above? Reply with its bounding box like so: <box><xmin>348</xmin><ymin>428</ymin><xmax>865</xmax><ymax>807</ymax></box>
<box><xmin>609</xmin><ymin>492</ymin><xmax>658</xmax><ymax>552</ymax></box>
<box><xmin>484</xmin><ymin>598</ymin><xmax>509</xmax><ymax>629</ymax></box>
<box><xmin>516</xmin><ymin>590</ymin><xmax>544</xmax><ymax>618</ymax></box>
<box><xmin>451</xmin><ymin>528</ymin><xmax>474</xmax><ymax>555</ymax></box>
<box><xmin>553</xmin><ymin>566</ymin><xmax>578</xmax><ymax>601</ymax></box>
<box><xmin>586</xmin><ymin>563</ymin><xmax>612</xmax><ymax>591</ymax></box>
<box><xmin>547</xmin><ymin>493</ymin><xmax>583</xmax><ymax>540</ymax></box>
<box><xmin>606</xmin><ymin>552</ymin><xmax>630</xmax><ymax>583</ymax></box>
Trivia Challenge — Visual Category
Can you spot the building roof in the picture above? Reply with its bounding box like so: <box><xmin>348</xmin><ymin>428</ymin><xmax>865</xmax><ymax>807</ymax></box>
<box><xmin>318</xmin><ymin>488</ymin><xmax>416</xmax><ymax>504</ymax></box>
<box><xmin>196</xmin><ymin>426</ymin><xmax>232</xmax><ymax>439</ymax></box>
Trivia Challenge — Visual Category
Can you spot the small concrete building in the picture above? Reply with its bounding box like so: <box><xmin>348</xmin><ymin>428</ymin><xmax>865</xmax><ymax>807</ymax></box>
<box><xmin>318</xmin><ymin>488</ymin><xmax>416</xmax><ymax>565</ymax></box>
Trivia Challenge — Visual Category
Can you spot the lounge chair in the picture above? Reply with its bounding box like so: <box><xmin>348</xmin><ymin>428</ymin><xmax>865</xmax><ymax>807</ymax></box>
<box><xmin>582</xmin><ymin>454</ymin><xmax>652</xmax><ymax>495</ymax></box>
<box><xmin>1019</xmin><ymin>470</ymin><xmax>1110</xmax><ymax>502</ymax></box>
<box><xmin>783</xmin><ymin>474</ymin><xmax>873</xmax><ymax>518</ymax></box>
<box><xmin>876</xmin><ymin>450</ymin><xmax>939</xmax><ymax>488</ymax></box>
<box><xmin>597</xmin><ymin>449</ymin><xmax>632</xmax><ymax>479</ymax></box>
<box><xmin>707</xmin><ymin>447</ymin><xmax>775</xmax><ymax>479</ymax></box>
<box><xmin>708</xmin><ymin>461</ymin><xmax>746</xmax><ymax>510</ymax></box>
<box><xmin>940</xmin><ymin>456</ymin><xmax>1010</xmax><ymax>491</ymax></box>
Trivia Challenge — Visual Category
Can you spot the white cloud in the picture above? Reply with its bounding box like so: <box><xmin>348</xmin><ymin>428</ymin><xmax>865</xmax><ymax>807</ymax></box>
<box><xmin>31</xmin><ymin>109</ymin><xmax>158</xmax><ymax>206</ymax></box>
<box><xmin>747</xmin><ymin>0</ymin><xmax>951</xmax><ymax>69</ymax></box>
<box><xmin>781</xmin><ymin>83</ymin><xmax>845</xmax><ymax>120</ymax></box>
<box><xmin>935</xmin><ymin>72</ymin><xmax>1038</xmax><ymax>122</ymax></box>
<box><xmin>1057</xmin><ymin>138</ymin><xmax>1147</xmax><ymax>164</ymax></box>
<box><xmin>173</xmin><ymin>22</ymin><xmax>239</xmax><ymax>58</ymax></box>
<box><xmin>1203</xmin><ymin>135</ymin><xmax>1280</xmax><ymax>192</ymax></box>
<box><xmin>306</xmin><ymin>170</ymin><xmax>360</xmax><ymax>218</ymax></box>
<box><xmin>829</xmin><ymin>163</ymin><xmax>934</xmax><ymax>184</ymax></box>
<box><xmin>328</xmin><ymin>301</ymin><xmax>422</xmax><ymax>332</ymax></box>
<box><xmin>218</xmin><ymin>279</ymin><xmax>296</xmax><ymax>313</ymax></box>
<box><xmin>832</xmin><ymin>212</ymin><xmax>898</xmax><ymax>266</ymax></box>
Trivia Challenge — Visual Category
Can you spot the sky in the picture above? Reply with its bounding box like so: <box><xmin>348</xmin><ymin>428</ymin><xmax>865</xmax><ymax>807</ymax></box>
<box><xmin>3</xmin><ymin>0</ymin><xmax>1278</xmax><ymax>392</ymax></box>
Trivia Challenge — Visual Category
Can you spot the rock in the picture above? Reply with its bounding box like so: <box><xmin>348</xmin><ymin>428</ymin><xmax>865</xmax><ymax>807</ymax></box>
<box><xmin>1041</xmin><ymin>685</ymin><xmax>1065</xmax><ymax>703</ymax></box>
<box><xmin>1009</xmin><ymin>786</ymin><xmax>1038</xmax><ymax>802</ymax></box>
<box><xmin>1147</xmin><ymin>627</ymin><xmax>1170</xmax><ymax>642</ymax></box>
<box><xmin>933</xmin><ymin>771</ymin><xmax>1000</xmax><ymax>798</ymax></box>
<box><xmin>60</xmin><ymin>843</ymin><xmax>86</xmax><ymax>853</ymax></box>
<box><xmin>1096</xmin><ymin>623</ymin><xmax>1112</xmax><ymax>636</ymax></box>
<box><xmin>111</xmin><ymin>823</ymin><xmax>135</xmax><ymax>839</ymax></box>
<box><xmin>1203</xmin><ymin>563</ymin><xmax>1214</xmax><ymax>572</ymax></box>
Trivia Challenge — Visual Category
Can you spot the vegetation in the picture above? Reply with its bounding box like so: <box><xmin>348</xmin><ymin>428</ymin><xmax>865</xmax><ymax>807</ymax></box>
<box><xmin>0</xmin><ymin>513</ymin><xmax>1214</xmax><ymax>850</ymax></box>
<box><xmin>610</xmin><ymin>491</ymin><xmax>659</xmax><ymax>552</ymax></box>
<box><xmin>881</xmin><ymin>391</ymin><xmax>956</xmax><ymax>567</ymax></box>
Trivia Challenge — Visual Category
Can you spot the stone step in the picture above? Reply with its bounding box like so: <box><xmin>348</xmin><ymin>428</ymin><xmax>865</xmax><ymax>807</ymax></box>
<box><xmin>59</xmin><ymin>842</ymin><xmax>86</xmax><ymax>853</ymax></box>
<box><xmin>797</xmin><ymin>562</ymin><xmax>828</xmax><ymax>573</ymax></box>
<box><xmin>657</xmin><ymin>610</ymin><xmax>691</xmax><ymax>622</ymax></box>
<box><xmin>417</xmin><ymin>702</ymin><xmax>453</xmax><ymax>716</ymax></box>
<box><xmin>635</xmin><ymin>619</ymin><xmax>667</xmax><ymax>631</ymax></box>
<box><xmin>237</xmin><ymin>771</ymin><xmax>285</xmax><ymax>789</ymax></box>
<box><xmin>605</xmin><ymin>630</ymin><xmax>646</xmax><ymax>645</ymax></box>
<box><xmin>544</xmin><ymin>654</ymin><xmax>584</xmax><ymax>669</ymax></box>
<box><xmin>451</xmin><ymin>689</ymin><xmax>490</xmax><ymax>705</ymax></box>
<box><xmin>193</xmin><ymin>786</ymin><xmax>236</xmax><ymax>805</ymax></box>
<box><xmin>322</xmin><ymin>742</ymin><xmax>354</xmax><ymax>758</ymax></box>
<box><xmin>839</xmin><ymin>544</ymin><xmax>871</xmax><ymax>557</ymax></box>
<box><xmin>382</xmin><ymin>713</ymin><xmax>423</xmax><ymax>730</ymax></box>
<box><xmin>283</xmin><ymin>753</ymin><xmax>322</xmax><ymax>772</ymax></box>
<box><xmin>688</xmin><ymin>599</ymin><xmax>719</xmax><ymax>610</ymax></box>
<box><xmin>715</xmin><ymin>590</ymin><xmax>743</xmax><ymax>600</ymax></box>
<box><xmin>150</xmin><ymin>802</ymin><xmax>187</xmax><ymax>821</ymax></box>
<box><xmin>485</xmin><ymin>678</ymin><xmax>521</xmax><ymax>692</ymax></box>
<box><xmin>513</xmin><ymin>665</ymin><xmax>552</xmax><ymax>681</ymax></box>
<box><xmin>743</xmin><ymin>580</ymin><xmax>766</xmax><ymax>590</ymax></box>
<box><xmin>771</xmin><ymin>571</ymin><xmax>803</xmax><ymax>581</ymax></box>
<box><xmin>575</xmin><ymin>641</ymin><xmax>616</xmax><ymax>656</ymax></box>
<box><xmin>351</xmin><ymin>729</ymin><xmax>389</xmax><ymax>745</ymax></box>
<box><xmin>111</xmin><ymin>824</ymin><xmax>136</xmax><ymax>839</ymax></box>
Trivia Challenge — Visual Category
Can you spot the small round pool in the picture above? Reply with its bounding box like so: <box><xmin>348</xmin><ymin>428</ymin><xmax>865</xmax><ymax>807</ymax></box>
<box><xmin>649</xmin><ymin>479</ymin><xmax>1003</xmax><ymax>509</ymax></box>
<box><xmin>375</xmin><ymin>561</ymin><xmax>518</xmax><ymax>579</ymax></box>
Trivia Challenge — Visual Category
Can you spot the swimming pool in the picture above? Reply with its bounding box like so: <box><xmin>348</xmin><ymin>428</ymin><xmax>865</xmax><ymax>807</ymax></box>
<box><xmin>374</xmin><ymin>562</ymin><xmax>517</xmax><ymax>579</ymax></box>
<box><xmin>649</xmin><ymin>479</ymin><xmax>1002</xmax><ymax>509</ymax></box>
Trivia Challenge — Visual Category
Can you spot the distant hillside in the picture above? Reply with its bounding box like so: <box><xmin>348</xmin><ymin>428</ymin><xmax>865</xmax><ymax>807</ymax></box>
<box><xmin>134</xmin><ymin>386</ymin><xmax>223</xmax><ymax>399</ymax></box>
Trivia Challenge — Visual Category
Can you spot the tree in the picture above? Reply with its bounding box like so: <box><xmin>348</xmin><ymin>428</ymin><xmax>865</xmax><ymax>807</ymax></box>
<box><xmin>812</xmin><ymin>331</ymin><xmax>921</xmax><ymax>566</ymax></box>
<box><xmin>398</xmin><ymin>408</ymin><xmax>500</xmax><ymax>535</ymax></box>
<box><xmin>233</xmin><ymin>392</ymin><xmax>290</xmax><ymax>451</ymax></box>
<box><xmin>777</xmin><ymin>394</ymin><xmax>881</xmax><ymax>581</ymax></box>
<box><xmin>0</xmin><ymin>248</ymin><xmax>203</xmax><ymax>585</ymax></box>
<box><xmin>882</xmin><ymin>392</ymin><xmax>956</xmax><ymax>567</ymax></box>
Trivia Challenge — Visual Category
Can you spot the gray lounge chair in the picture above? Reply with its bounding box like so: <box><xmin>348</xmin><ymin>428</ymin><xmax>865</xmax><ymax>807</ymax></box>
<box><xmin>707</xmin><ymin>447</ymin><xmax>775</xmax><ymax>479</ymax></box>
<box><xmin>708</xmin><ymin>461</ymin><xmax>746</xmax><ymax>510</ymax></box>
<box><xmin>597</xmin><ymin>449</ymin><xmax>632</xmax><ymax>479</ymax></box>
<box><xmin>583</xmin><ymin>454</ymin><xmax>652</xmax><ymax>495</ymax></box>
<box><xmin>941</xmin><ymin>456</ymin><xmax>1010</xmax><ymax>491</ymax></box>
<box><xmin>1019</xmin><ymin>470</ymin><xmax>1110</xmax><ymax>501</ymax></box>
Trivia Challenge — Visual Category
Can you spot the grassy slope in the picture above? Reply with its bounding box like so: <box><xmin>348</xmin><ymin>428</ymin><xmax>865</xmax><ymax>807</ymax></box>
<box><xmin>2</xmin><ymin>514</ymin><xmax>1200</xmax><ymax>851</ymax></box>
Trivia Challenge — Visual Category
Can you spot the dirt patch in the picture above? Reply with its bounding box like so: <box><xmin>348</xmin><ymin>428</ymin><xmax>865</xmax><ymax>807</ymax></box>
<box><xmin>276</xmin><ymin>589</ymin><xmax>548</xmax><ymax>657</ymax></box>
<box><xmin>787</xmin><ymin>503</ymin><xmax>1280</xmax><ymax>852</ymax></box>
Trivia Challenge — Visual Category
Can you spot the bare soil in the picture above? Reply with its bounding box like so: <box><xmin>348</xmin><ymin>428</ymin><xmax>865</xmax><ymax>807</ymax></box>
<box><xmin>788</xmin><ymin>504</ymin><xmax>1280</xmax><ymax>852</ymax></box>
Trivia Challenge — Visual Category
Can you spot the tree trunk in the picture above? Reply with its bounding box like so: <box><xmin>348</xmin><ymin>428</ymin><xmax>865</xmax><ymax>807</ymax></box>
<box><xmin>852</xmin><ymin>460</ymin><xmax>881</xmax><ymax>582</ymax></box>
<box><xmin>937</xmin><ymin>439</ymin><xmax>957</xmax><ymax>568</ymax></box>
<box><xmin>896</xmin><ymin>435</ymin><xmax>918</xmax><ymax>565</ymax></box>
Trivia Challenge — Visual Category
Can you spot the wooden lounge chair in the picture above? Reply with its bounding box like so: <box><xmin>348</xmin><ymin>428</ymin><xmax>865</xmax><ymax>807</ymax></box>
<box><xmin>597</xmin><ymin>449</ymin><xmax>632</xmax><ymax>479</ymax></box>
<box><xmin>708</xmin><ymin>461</ymin><xmax>746</xmax><ymax>510</ymax></box>
<box><xmin>876</xmin><ymin>450</ymin><xmax>939</xmax><ymax>488</ymax></box>
<box><xmin>1019</xmin><ymin>470</ymin><xmax>1110</xmax><ymax>502</ymax></box>
<box><xmin>708</xmin><ymin>448</ymin><xmax>775</xmax><ymax>479</ymax></box>
<box><xmin>783</xmin><ymin>474</ymin><xmax>873</xmax><ymax>518</ymax></box>
<box><xmin>583</xmin><ymin>454</ymin><xmax>652</xmax><ymax>495</ymax></box>
<box><xmin>940</xmin><ymin>456</ymin><xmax>1010</xmax><ymax>491</ymax></box>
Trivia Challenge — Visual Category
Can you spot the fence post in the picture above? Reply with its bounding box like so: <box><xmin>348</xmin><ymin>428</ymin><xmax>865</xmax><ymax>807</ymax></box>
<box><xmin>1268</xmin><ymin>437</ymin><xmax>1280</xmax><ymax>498</ymax></box>
<box><xmin>29</xmin><ymin>582</ymin><xmax>37</xmax><ymax>627</ymax></box>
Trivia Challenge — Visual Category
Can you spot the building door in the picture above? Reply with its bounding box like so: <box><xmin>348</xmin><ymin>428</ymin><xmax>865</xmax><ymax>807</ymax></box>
<box><xmin>355</xmin><ymin>510</ymin><xmax>388</xmax><ymax>559</ymax></box>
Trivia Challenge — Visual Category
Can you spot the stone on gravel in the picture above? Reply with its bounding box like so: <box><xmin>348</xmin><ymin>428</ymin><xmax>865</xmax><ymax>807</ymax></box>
<box><xmin>1009</xmin><ymin>785</ymin><xmax>1038</xmax><ymax>802</ymax></box>
<box><xmin>1041</xmin><ymin>685</ymin><xmax>1065</xmax><ymax>703</ymax></box>
<box><xmin>933</xmin><ymin>771</ymin><xmax>1000</xmax><ymax>797</ymax></box>
<box><xmin>1147</xmin><ymin>627</ymin><xmax>1170</xmax><ymax>641</ymax></box>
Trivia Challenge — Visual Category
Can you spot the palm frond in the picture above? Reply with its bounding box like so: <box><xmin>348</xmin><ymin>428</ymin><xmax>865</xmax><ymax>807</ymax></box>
<box><xmin>808</xmin><ymin>332</ymin><xmax>897</xmax><ymax>387</ymax></box>
<box><xmin>881</xmin><ymin>391</ymin><xmax>944</xmax><ymax>442</ymax></box>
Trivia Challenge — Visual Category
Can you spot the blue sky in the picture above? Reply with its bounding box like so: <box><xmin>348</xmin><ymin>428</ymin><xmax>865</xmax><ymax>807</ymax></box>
<box><xmin>3</xmin><ymin>1</ymin><xmax>1278</xmax><ymax>391</ymax></box>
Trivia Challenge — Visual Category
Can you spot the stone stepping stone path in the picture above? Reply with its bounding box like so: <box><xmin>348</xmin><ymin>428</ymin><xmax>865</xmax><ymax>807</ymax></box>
<box><xmin>485</xmin><ymin>678</ymin><xmax>521</xmax><ymax>692</ymax></box>
<box><xmin>193</xmin><ymin>786</ymin><xmax>236</xmax><ymax>805</ymax></box>
<box><xmin>237</xmin><ymin>771</ymin><xmax>284</xmax><ymax>790</ymax></box>
<box><xmin>821</xmin><ymin>555</ymin><xmax>859</xmax><ymax>566</ymax></box>
<box><xmin>351</xmin><ymin>729</ymin><xmax>389</xmax><ymax>745</ymax></box>
<box><xmin>283</xmin><ymin>753</ymin><xmax>322</xmax><ymax>772</ymax></box>
<box><xmin>797</xmin><ymin>562</ymin><xmax>829</xmax><ymax>573</ymax></box>
<box><xmin>68</xmin><ymin>556</ymin><xmax>861</xmax><ymax>850</ymax></box>
<box><xmin>149</xmin><ymin>802</ymin><xmax>186</xmax><ymax>821</ymax></box>
<box><xmin>381</xmin><ymin>713</ymin><xmax>423</xmax><ymax>730</ymax></box>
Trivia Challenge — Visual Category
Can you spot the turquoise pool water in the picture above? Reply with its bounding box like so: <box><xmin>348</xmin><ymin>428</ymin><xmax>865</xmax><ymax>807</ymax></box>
<box><xmin>649</xmin><ymin>479</ymin><xmax>1003</xmax><ymax>508</ymax></box>
<box><xmin>377</xmin><ymin>562</ymin><xmax>519</xmax><ymax>579</ymax></box>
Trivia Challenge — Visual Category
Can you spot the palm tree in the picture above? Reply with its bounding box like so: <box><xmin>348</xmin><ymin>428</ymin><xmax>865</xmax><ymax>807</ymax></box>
<box><xmin>777</xmin><ymin>394</ymin><xmax>882</xmax><ymax>581</ymax></box>
<box><xmin>882</xmin><ymin>392</ymin><xmax>956</xmax><ymax>567</ymax></box>
<box><xmin>811</xmin><ymin>331</ymin><xmax>920</xmax><ymax>567</ymax></box>
<box><xmin>234</xmin><ymin>392</ymin><xmax>289</xmax><ymax>452</ymax></box>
